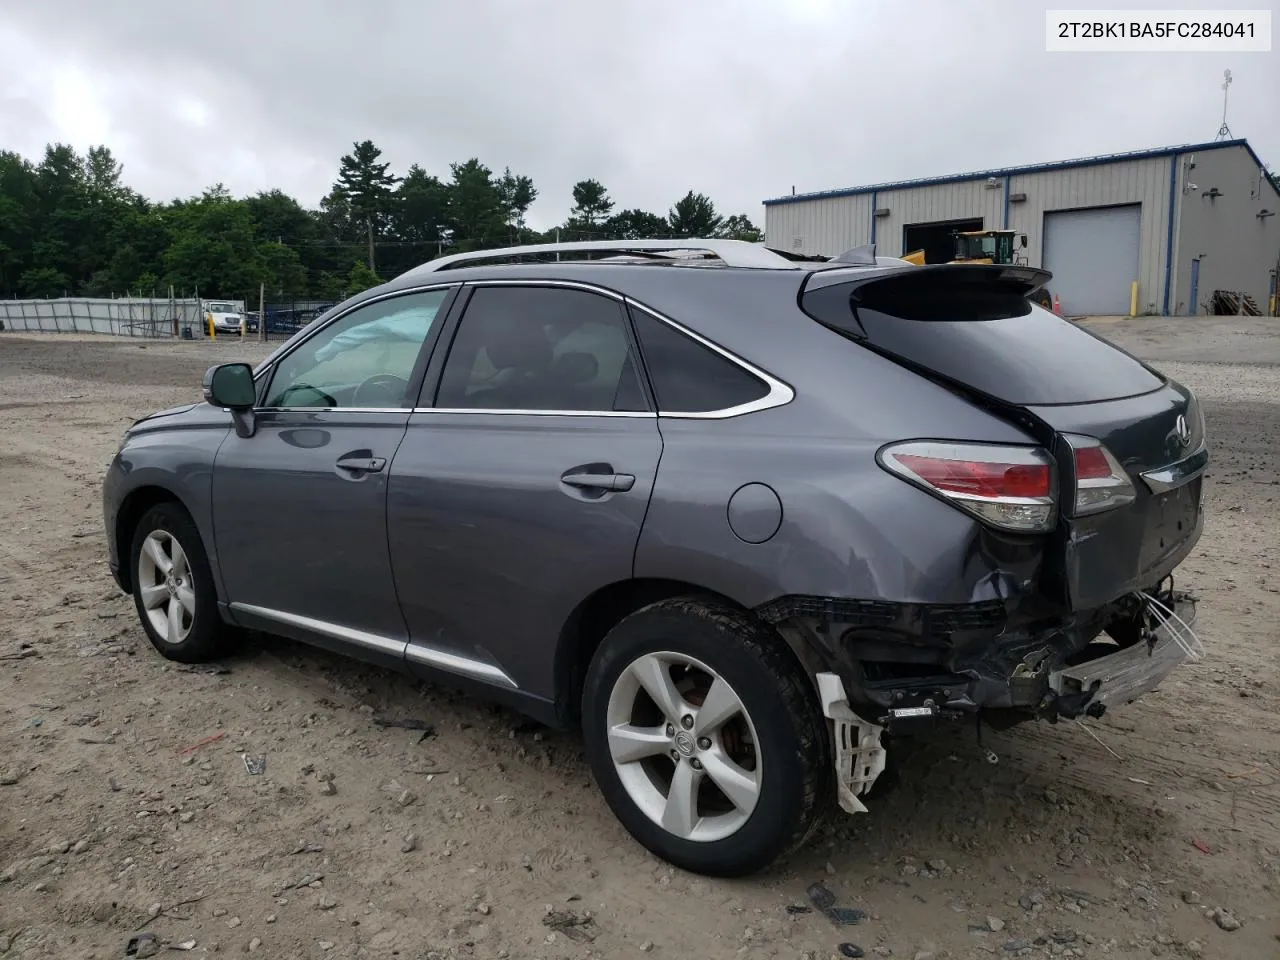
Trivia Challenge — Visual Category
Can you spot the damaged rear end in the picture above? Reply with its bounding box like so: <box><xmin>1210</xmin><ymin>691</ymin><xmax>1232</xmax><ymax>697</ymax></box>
<box><xmin>791</xmin><ymin>264</ymin><xmax>1208</xmax><ymax>803</ymax></box>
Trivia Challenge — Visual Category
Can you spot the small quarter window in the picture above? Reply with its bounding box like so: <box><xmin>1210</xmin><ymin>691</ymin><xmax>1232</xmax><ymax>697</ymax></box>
<box><xmin>629</xmin><ymin>308</ymin><xmax>769</xmax><ymax>413</ymax></box>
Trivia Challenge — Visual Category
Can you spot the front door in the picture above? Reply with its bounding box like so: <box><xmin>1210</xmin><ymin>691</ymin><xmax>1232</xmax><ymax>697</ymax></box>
<box><xmin>211</xmin><ymin>287</ymin><xmax>454</xmax><ymax>666</ymax></box>
<box><xmin>386</xmin><ymin>283</ymin><xmax>663</xmax><ymax>699</ymax></box>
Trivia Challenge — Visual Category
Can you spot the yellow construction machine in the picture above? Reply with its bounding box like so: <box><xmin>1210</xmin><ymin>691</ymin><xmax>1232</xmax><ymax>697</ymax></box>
<box><xmin>903</xmin><ymin>229</ymin><xmax>1052</xmax><ymax>308</ymax></box>
<box><xmin>902</xmin><ymin>228</ymin><xmax>1027</xmax><ymax>266</ymax></box>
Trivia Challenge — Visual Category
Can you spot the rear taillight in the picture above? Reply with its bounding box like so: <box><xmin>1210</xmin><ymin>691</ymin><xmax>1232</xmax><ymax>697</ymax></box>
<box><xmin>879</xmin><ymin>441</ymin><xmax>1057</xmax><ymax>534</ymax></box>
<box><xmin>1063</xmin><ymin>434</ymin><xmax>1135</xmax><ymax>516</ymax></box>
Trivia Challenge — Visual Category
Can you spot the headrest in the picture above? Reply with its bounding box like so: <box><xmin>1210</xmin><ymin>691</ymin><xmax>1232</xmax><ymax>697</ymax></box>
<box><xmin>481</xmin><ymin>317</ymin><xmax>552</xmax><ymax>371</ymax></box>
<box><xmin>553</xmin><ymin>351</ymin><xmax>598</xmax><ymax>385</ymax></box>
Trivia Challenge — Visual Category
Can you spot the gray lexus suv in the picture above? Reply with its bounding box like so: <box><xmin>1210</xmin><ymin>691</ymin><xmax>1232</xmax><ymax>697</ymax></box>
<box><xmin>103</xmin><ymin>238</ymin><xmax>1208</xmax><ymax>877</ymax></box>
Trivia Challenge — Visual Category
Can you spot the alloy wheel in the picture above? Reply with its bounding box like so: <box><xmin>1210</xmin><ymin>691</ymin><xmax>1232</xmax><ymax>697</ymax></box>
<box><xmin>605</xmin><ymin>651</ymin><xmax>762</xmax><ymax>843</ymax></box>
<box><xmin>137</xmin><ymin>530</ymin><xmax>196</xmax><ymax>644</ymax></box>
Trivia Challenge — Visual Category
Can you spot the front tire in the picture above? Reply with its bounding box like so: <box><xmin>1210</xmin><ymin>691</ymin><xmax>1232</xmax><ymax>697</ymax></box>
<box><xmin>582</xmin><ymin>598</ymin><xmax>828</xmax><ymax>877</ymax></box>
<box><xmin>130</xmin><ymin>503</ymin><xmax>230</xmax><ymax>663</ymax></box>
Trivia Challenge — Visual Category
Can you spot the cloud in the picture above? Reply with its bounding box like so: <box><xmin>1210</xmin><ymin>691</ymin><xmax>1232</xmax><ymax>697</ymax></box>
<box><xmin>1</xmin><ymin>0</ymin><xmax>1276</xmax><ymax>232</ymax></box>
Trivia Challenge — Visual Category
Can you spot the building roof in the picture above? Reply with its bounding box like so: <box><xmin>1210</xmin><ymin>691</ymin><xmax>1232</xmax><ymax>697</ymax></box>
<box><xmin>763</xmin><ymin>138</ymin><xmax>1272</xmax><ymax>207</ymax></box>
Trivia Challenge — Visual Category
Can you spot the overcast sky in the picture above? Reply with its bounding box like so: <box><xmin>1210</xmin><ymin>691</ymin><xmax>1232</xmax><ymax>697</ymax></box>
<box><xmin>1</xmin><ymin>1</ymin><xmax>1276</xmax><ymax>232</ymax></box>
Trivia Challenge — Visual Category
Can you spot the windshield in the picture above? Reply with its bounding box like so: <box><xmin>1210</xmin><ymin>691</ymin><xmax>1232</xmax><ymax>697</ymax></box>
<box><xmin>956</xmin><ymin>235</ymin><xmax>996</xmax><ymax>259</ymax></box>
<box><xmin>207</xmin><ymin>302</ymin><xmax>237</xmax><ymax>314</ymax></box>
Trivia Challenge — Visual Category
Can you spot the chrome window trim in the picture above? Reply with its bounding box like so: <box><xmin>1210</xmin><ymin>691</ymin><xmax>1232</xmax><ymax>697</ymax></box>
<box><xmin>249</xmin><ymin>278</ymin><xmax>795</xmax><ymax>421</ymax></box>
<box><xmin>623</xmin><ymin>300</ymin><xmax>795</xmax><ymax>420</ymax></box>
<box><xmin>461</xmin><ymin>277</ymin><xmax>625</xmax><ymax>300</ymax></box>
<box><xmin>412</xmin><ymin>408</ymin><xmax>656</xmax><ymax>419</ymax></box>
<box><xmin>254</xmin><ymin>407</ymin><xmax>413</xmax><ymax>415</ymax></box>
<box><xmin>417</xmin><ymin>278</ymin><xmax>793</xmax><ymax>420</ymax></box>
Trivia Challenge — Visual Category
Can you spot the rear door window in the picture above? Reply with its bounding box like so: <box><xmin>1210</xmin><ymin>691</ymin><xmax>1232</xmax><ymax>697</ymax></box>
<box><xmin>433</xmin><ymin>285</ymin><xmax>649</xmax><ymax>413</ymax></box>
<box><xmin>629</xmin><ymin>307</ymin><xmax>769</xmax><ymax>414</ymax></box>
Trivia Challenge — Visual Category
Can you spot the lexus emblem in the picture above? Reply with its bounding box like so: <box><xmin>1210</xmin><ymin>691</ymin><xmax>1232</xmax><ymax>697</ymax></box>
<box><xmin>1174</xmin><ymin>414</ymin><xmax>1191</xmax><ymax>448</ymax></box>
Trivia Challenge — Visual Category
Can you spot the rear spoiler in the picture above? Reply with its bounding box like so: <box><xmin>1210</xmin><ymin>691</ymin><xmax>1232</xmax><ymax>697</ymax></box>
<box><xmin>802</xmin><ymin>261</ymin><xmax>1052</xmax><ymax>296</ymax></box>
<box><xmin>800</xmin><ymin>262</ymin><xmax>1055</xmax><ymax>338</ymax></box>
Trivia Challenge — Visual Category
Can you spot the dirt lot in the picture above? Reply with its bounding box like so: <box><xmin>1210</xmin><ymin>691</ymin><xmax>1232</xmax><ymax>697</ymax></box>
<box><xmin>1</xmin><ymin>318</ymin><xmax>1277</xmax><ymax>960</ymax></box>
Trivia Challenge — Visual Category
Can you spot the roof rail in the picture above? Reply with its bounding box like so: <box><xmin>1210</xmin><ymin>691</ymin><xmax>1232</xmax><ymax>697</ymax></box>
<box><xmin>399</xmin><ymin>238</ymin><xmax>799</xmax><ymax>277</ymax></box>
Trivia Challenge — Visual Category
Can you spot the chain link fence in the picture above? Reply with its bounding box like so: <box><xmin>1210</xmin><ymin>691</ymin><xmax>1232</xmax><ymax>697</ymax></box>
<box><xmin>0</xmin><ymin>297</ymin><xmax>341</xmax><ymax>342</ymax></box>
<box><xmin>259</xmin><ymin>300</ymin><xmax>339</xmax><ymax>341</ymax></box>
<box><xmin>0</xmin><ymin>297</ymin><xmax>213</xmax><ymax>337</ymax></box>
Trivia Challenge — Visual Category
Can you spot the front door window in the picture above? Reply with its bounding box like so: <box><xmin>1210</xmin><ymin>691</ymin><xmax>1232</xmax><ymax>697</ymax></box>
<box><xmin>265</xmin><ymin>289</ymin><xmax>450</xmax><ymax>409</ymax></box>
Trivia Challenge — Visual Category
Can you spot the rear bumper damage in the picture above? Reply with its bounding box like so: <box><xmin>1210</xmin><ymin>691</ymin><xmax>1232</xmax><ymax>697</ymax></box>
<box><xmin>769</xmin><ymin>586</ymin><xmax>1198</xmax><ymax>732</ymax></box>
<box><xmin>788</xmin><ymin>589</ymin><xmax>1199</xmax><ymax>815</ymax></box>
<box><xmin>1047</xmin><ymin>594</ymin><xmax>1196</xmax><ymax>715</ymax></box>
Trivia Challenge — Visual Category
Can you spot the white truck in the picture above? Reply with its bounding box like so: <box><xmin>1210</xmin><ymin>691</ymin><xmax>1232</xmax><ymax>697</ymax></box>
<box><xmin>203</xmin><ymin>300</ymin><xmax>247</xmax><ymax>336</ymax></box>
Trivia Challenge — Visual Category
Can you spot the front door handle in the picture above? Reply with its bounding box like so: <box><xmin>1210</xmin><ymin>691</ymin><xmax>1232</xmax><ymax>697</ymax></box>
<box><xmin>336</xmin><ymin>455</ymin><xmax>386</xmax><ymax>474</ymax></box>
<box><xmin>560</xmin><ymin>471</ymin><xmax>635</xmax><ymax>492</ymax></box>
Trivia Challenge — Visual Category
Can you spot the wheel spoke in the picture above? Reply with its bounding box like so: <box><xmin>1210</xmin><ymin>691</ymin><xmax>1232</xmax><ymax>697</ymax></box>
<box><xmin>144</xmin><ymin>536</ymin><xmax>172</xmax><ymax>574</ymax></box>
<box><xmin>166</xmin><ymin>596</ymin><xmax>185</xmax><ymax>641</ymax></box>
<box><xmin>140</xmin><ymin>582</ymin><xmax>168</xmax><ymax>610</ymax></box>
<box><xmin>694</xmin><ymin>676</ymin><xmax>742</xmax><ymax>736</ymax></box>
<box><xmin>607</xmin><ymin>723</ymin><xmax>670</xmax><ymax>765</ymax></box>
<box><xmin>630</xmin><ymin>655</ymin><xmax>686</xmax><ymax>725</ymax></box>
<box><xmin>661</xmin><ymin>760</ymin><xmax>701</xmax><ymax>838</ymax></box>
<box><xmin>176</xmin><ymin>584</ymin><xmax>196</xmax><ymax>616</ymax></box>
<box><xmin>701</xmin><ymin>749</ymin><xmax>760</xmax><ymax>813</ymax></box>
<box><xmin>170</xmin><ymin>545</ymin><xmax>190</xmax><ymax>583</ymax></box>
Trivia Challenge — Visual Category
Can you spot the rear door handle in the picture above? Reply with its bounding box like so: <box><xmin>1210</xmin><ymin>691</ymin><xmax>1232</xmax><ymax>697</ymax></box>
<box><xmin>336</xmin><ymin>455</ymin><xmax>386</xmax><ymax>474</ymax></box>
<box><xmin>560</xmin><ymin>471</ymin><xmax>635</xmax><ymax>492</ymax></box>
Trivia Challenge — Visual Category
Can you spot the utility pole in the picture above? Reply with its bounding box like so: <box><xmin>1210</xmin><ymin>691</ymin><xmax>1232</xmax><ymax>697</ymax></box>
<box><xmin>366</xmin><ymin>217</ymin><xmax>376</xmax><ymax>271</ymax></box>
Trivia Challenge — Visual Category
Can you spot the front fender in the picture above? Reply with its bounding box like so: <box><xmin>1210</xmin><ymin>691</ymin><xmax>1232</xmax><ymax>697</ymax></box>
<box><xmin>105</xmin><ymin>407</ymin><xmax>232</xmax><ymax>600</ymax></box>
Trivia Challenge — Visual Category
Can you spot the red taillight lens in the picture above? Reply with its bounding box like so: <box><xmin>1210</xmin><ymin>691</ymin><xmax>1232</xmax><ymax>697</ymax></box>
<box><xmin>1073</xmin><ymin>446</ymin><xmax>1112</xmax><ymax>481</ymax></box>
<box><xmin>1066</xmin><ymin>436</ymin><xmax>1136</xmax><ymax>516</ymax></box>
<box><xmin>880</xmin><ymin>442</ymin><xmax>1057</xmax><ymax>534</ymax></box>
<box><xmin>893</xmin><ymin>455</ymin><xmax>1052</xmax><ymax>500</ymax></box>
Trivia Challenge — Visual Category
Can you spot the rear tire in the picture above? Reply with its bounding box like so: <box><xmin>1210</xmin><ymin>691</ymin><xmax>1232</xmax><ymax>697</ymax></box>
<box><xmin>582</xmin><ymin>598</ymin><xmax>828</xmax><ymax>877</ymax></box>
<box><xmin>130</xmin><ymin>503</ymin><xmax>231</xmax><ymax>664</ymax></box>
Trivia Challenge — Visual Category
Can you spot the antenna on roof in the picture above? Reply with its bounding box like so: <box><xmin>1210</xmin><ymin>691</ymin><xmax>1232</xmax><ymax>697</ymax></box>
<box><xmin>830</xmin><ymin>243</ymin><xmax>878</xmax><ymax>266</ymax></box>
<box><xmin>1214</xmin><ymin>69</ymin><xmax>1234</xmax><ymax>141</ymax></box>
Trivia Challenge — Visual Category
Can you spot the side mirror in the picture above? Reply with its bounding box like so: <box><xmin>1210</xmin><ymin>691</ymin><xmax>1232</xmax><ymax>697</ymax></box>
<box><xmin>203</xmin><ymin>363</ymin><xmax>256</xmax><ymax>409</ymax></box>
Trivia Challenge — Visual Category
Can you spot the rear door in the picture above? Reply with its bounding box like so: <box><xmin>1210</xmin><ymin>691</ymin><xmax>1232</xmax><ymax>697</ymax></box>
<box><xmin>801</xmin><ymin>265</ymin><xmax>1207</xmax><ymax>609</ymax></box>
<box><xmin>386</xmin><ymin>282</ymin><xmax>662</xmax><ymax>699</ymax></box>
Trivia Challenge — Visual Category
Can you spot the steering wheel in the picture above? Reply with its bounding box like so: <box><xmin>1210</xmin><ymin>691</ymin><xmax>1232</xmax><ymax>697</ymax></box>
<box><xmin>277</xmin><ymin>382</ymin><xmax>337</xmax><ymax>408</ymax></box>
<box><xmin>352</xmin><ymin>374</ymin><xmax>410</xmax><ymax>408</ymax></box>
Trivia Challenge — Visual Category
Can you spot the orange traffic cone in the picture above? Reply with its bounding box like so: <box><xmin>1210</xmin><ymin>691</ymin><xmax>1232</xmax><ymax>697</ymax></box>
<box><xmin>1052</xmin><ymin>294</ymin><xmax>1062</xmax><ymax>316</ymax></box>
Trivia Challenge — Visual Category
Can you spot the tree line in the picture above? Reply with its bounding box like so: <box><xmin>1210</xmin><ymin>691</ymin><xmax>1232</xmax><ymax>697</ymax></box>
<box><xmin>0</xmin><ymin>139</ymin><xmax>762</xmax><ymax>304</ymax></box>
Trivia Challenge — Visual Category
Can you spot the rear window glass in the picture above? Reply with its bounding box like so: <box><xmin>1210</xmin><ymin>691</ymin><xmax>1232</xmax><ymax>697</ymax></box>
<box><xmin>630</xmin><ymin>308</ymin><xmax>769</xmax><ymax>413</ymax></box>
<box><xmin>805</xmin><ymin>274</ymin><xmax>1165</xmax><ymax>406</ymax></box>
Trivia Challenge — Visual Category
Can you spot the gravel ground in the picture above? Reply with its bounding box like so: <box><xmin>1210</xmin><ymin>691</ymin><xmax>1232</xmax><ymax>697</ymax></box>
<box><xmin>1</xmin><ymin>318</ymin><xmax>1277</xmax><ymax>960</ymax></box>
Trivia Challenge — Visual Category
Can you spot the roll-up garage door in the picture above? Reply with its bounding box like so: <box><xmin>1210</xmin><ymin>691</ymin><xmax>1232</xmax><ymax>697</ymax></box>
<box><xmin>1042</xmin><ymin>205</ymin><xmax>1141</xmax><ymax>316</ymax></box>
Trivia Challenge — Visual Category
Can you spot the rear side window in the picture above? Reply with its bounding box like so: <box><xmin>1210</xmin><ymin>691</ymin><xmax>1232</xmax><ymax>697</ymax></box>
<box><xmin>434</xmin><ymin>285</ymin><xmax>649</xmax><ymax>412</ymax></box>
<box><xmin>629</xmin><ymin>308</ymin><xmax>769</xmax><ymax>413</ymax></box>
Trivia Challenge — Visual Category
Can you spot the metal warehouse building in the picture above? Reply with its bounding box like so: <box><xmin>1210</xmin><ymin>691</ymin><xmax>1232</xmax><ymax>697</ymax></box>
<box><xmin>764</xmin><ymin>139</ymin><xmax>1280</xmax><ymax>317</ymax></box>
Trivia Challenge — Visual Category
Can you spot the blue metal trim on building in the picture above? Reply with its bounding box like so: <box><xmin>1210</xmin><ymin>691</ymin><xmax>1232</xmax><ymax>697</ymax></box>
<box><xmin>870</xmin><ymin>190</ymin><xmax>877</xmax><ymax>245</ymax></box>
<box><xmin>1002</xmin><ymin>175</ymin><xmax>1010</xmax><ymax>230</ymax></box>
<box><xmin>1162</xmin><ymin>154</ymin><xmax>1179</xmax><ymax>315</ymax></box>
<box><xmin>763</xmin><ymin>138</ymin><xmax>1263</xmax><ymax>207</ymax></box>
